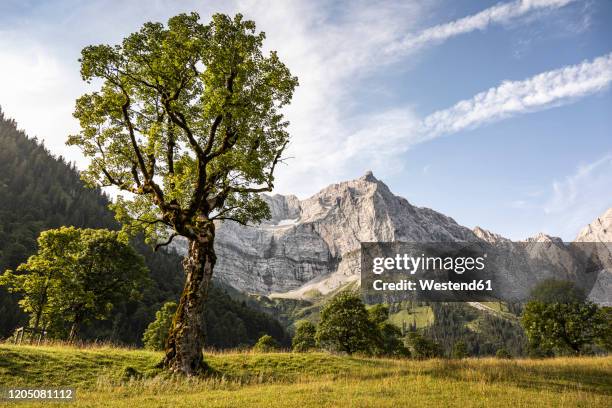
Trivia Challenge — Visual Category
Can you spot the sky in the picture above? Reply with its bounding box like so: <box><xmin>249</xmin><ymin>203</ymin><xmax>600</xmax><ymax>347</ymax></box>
<box><xmin>0</xmin><ymin>0</ymin><xmax>610</xmax><ymax>240</ymax></box>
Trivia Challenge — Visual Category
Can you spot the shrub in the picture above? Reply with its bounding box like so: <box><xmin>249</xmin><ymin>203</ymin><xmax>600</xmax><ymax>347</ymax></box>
<box><xmin>292</xmin><ymin>321</ymin><xmax>317</xmax><ymax>352</ymax></box>
<box><xmin>315</xmin><ymin>290</ymin><xmax>376</xmax><ymax>355</ymax></box>
<box><xmin>253</xmin><ymin>334</ymin><xmax>280</xmax><ymax>352</ymax></box>
<box><xmin>452</xmin><ymin>341</ymin><xmax>468</xmax><ymax>359</ymax></box>
<box><xmin>495</xmin><ymin>348</ymin><xmax>511</xmax><ymax>359</ymax></box>
<box><xmin>368</xmin><ymin>305</ymin><xmax>409</xmax><ymax>357</ymax></box>
<box><xmin>405</xmin><ymin>332</ymin><xmax>442</xmax><ymax>359</ymax></box>
<box><xmin>142</xmin><ymin>301</ymin><xmax>177</xmax><ymax>351</ymax></box>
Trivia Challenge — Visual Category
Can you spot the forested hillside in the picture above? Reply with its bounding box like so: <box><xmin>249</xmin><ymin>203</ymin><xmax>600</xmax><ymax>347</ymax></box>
<box><xmin>0</xmin><ymin>109</ymin><xmax>287</xmax><ymax>347</ymax></box>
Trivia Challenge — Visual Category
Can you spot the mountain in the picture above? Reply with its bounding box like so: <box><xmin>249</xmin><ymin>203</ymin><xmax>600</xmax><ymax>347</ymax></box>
<box><xmin>172</xmin><ymin>171</ymin><xmax>478</xmax><ymax>297</ymax></box>
<box><xmin>0</xmin><ymin>109</ymin><xmax>288</xmax><ymax>346</ymax></box>
<box><xmin>575</xmin><ymin>208</ymin><xmax>612</xmax><ymax>305</ymax></box>
<box><xmin>171</xmin><ymin>171</ymin><xmax>611</xmax><ymax>305</ymax></box>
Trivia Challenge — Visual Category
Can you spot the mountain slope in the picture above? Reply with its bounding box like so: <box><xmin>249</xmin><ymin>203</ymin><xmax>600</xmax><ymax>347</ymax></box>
<box><xmin>182</xmin><ymin>171</ymin><xmax>478</xmax><ymax>297</ymax></box>
<box><xmin>0</xmin><ymin>110</ymin><xmax>287</xmax><ymax>346</ymax></box>
<box><xmin>189</xmin><ymin>170</ymin><xmax>611</xmax><ymax>304</ymax></box>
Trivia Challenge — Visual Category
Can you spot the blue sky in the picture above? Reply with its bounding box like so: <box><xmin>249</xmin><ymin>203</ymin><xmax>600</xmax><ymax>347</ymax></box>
<box><xmin>0</xmin><ymin>0</ymin><xmax>610</xmax><ymax>240</ymax></box>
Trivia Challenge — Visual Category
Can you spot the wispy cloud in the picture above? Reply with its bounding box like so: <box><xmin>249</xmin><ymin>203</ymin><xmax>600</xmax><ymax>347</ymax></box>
<box><xmin>386</xmin><ymin>0</ymin><xmax>577</xmax><ymax>55</ymax></box>
<box><xmin>419</xmin><ymin>52</ymin><xmax>612</xmax><ymax>139</ymax></box>
<box><xmin>319</xmin><ymin>52</ymin><xmax>612</xmax><ymax>185</ymax></box>
<box><xmin>543</xmin><ymin>154</ymin><xmax>612</xmax><ymax>239</ymax></box>
<box><xmin>0</xmin><ymin>0</ymin><xmax>600</xmax><ymax>201</ymax></box>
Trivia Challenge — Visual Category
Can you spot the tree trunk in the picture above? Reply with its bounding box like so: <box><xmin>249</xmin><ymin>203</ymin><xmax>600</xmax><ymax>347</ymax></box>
<box><xmin>163</xmin><ymin>225</ymin><xmax>216</xmax><ymax>375</ymax></box>
<box><xmin>68</xmin><ymin>312</ymin><xmax>82</xmax><ymax>343</ymax></box>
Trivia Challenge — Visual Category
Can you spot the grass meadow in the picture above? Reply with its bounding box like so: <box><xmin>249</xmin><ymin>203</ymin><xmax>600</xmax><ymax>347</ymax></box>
<box><xmin>0</xmin><ymin>343</ymin><xmax>610</xmax><ymax>407</ymax></box>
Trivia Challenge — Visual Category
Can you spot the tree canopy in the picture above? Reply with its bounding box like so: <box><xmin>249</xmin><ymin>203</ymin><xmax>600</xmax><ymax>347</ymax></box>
<box><xmin>521</xmin><ymin>280</ymin><xmax>604</xmax><ymax>354</ymax></box>
<box><xmin>68</xmin><ymin>12</ymin><xmax>298</xmax><ymax>245</ymax></box>
<box><xmin>69</xmin><ymin>12</ymin><xmax>298</xmax><ymax>373</ymax></box>
<box><xmin>0</xmin><ymin>227</ymin><xmax>148</xmax><ymax>341</ymax></box>
<box><xmin>315</xmin><ymin>291</ymin><xmax>375</xmax><ymax>355</ymax></box>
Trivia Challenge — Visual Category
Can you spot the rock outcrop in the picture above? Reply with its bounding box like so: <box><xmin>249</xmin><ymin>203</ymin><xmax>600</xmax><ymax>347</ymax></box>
<box><xmin>574</xmin><ymin>208</ymin><xmax>612</xmax><ymax>305</ymax></box>
<box><xmin>171</xmin><ymin>173</ymin><xmax>611</xmax><ymax>304</ymax></box>
<box><xmin>174</xmin><ymin>171</ymin><xmax>476</xmax><ymax>295</ymax></box>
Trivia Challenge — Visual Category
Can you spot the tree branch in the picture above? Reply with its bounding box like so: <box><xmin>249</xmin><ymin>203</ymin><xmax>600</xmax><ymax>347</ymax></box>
<box><xmin>154</xmin><ymin>233</ymin><xmax>179</xmax><ymax>251</ymax></box>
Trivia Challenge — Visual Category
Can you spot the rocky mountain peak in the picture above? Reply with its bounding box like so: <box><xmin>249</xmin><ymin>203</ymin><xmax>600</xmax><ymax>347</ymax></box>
<box><xmin>525</xmin><ymin>232</ymin><xmax>564</xmax><ymax>244</ymax></box>
<box><xmin>361</xmin><ymin>170</ymin><xmax>377</xmax><ymax>182</ymax></box>
<box><xmin>473</xmin><ymin>226</ymin><xmax>510</xmax><ymax>243</ymax></box>
<box><xmin>575</xmin><ymin>207</ymin><xmax>612</xmax><ymax>242</ymax></box>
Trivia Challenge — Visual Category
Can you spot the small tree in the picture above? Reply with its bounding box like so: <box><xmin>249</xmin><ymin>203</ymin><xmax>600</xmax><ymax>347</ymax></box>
<box><xmin>292</xmin><ymin>320</ymin><xmax>316</xmax><ymax>352</ymax></box>
<box><xmin>405</xmin><ymin>332</ymin><xmax>442</xmax><ymax>359</ymax></box>
<box><xmin>69</xmin><ymin>12</ymin><xmax>297</xmax><ymax>374</ymax></box>
<box><xmin>495</xmin><ymin>348</ymin><xmax>511</xmax><ymax>359</ymax></box>
<box><xmin>368</xmin><ymin>305</ymin><xmax>409</xmax><ymax>357</ymax></box>
<box><xmin>595</xmin><ymin>306</ymin><xmax>612</xmax><ymax>352</ymax></box>
<box><xmin>143</xmin><ymin>301</ymin><xmax>177</xmax><ymax>351</ymax></box>
<box><xmin>0</xmin><ymin>227</ymin><xmax>81</xmax><ymax>332</ymax></box>
<box><xmin>253</xmin><ymin>334</ymin><xmax>279</xmax><ymax>352</ymax></box>
<box><xmin>0</xmin><ymin>227</ymin><xmax>148</xmax><ymax>341</ymax></box>
<box><xmin>451</xmin><ymin>341</ymin><xmax>468</xmax><ymax>359</ymax></box>
<box><xmin>315</xmin><ymin>291</ymin><xmax>375</xmax><ymax>355</ymax></box>
<box><xmin>521</xmin><ymin>280</ymin><xmax>600</xmax><ymax>354</ymax></box>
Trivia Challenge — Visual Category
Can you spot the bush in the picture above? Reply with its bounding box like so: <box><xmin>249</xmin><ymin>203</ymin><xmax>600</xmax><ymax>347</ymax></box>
<box><xmin>292</xmin><ymin>321</ymin><xmax>316</xmax><ymax>352</ymax></box>
<box><xmin>315</xmin><ymin>290</ymin><xmax>376</xmax><ymax>355</ymax></box>
<box><xmin>495</xmin><ymin>348</ymin><xmax>511</xmax><ymax>359</ymax></box>
<box><xmin>368</xmin><ymin>305</ymin><xmax>409</xmax><ymax>357</ymax></box>
<box><xmin>452</xmin><ymin>341</ymin><xmax>468</xmax><ymax>359</ymax></box>
<box><xmin>253</xmin><ymin>334</ymin><xmax>280</xmax><ymax>352</ymax></box>
<box><xmin>405</xmin><ymin>332</ymin><xmax>442</xmax><ymax>359</ymax></box>
<box><xmin>142</xmin><ymin>301</ymin><xmax>177</xmax><ymax>351</ymax></box>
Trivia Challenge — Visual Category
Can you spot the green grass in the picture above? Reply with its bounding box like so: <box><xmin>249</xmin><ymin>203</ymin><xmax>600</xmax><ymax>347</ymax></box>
<box><xmin>388</xmin><ymin>306</ymin><xmax>435</xmax><ymax>329</ymax></box>
<box><xmin>1</xmin><ymin>344</ymin><xmax>611</xmax><ymax>407</ymax></box>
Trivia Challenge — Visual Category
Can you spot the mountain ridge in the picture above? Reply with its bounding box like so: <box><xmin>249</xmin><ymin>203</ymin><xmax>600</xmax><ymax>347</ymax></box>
<box><xmin>171</xmin><ymin>170</ymin><xmax>611</xmax><ymax>303</ymax></box>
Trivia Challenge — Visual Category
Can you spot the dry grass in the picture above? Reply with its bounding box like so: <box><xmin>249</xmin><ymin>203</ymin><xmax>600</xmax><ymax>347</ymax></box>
<box><xmin>0</xmin><ymin>343</ymin><xmax>610</xmax><ymax>407</ymax></box>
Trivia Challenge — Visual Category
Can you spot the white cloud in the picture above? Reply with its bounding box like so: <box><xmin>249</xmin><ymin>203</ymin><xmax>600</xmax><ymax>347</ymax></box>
<box><xmin>543</xmin><ymin>154</ymin><xmax>612</xmax><ymax>239</ymax></box>
<box><xmin>386</xmin><ymin>0</ymin><xmax>577</xmax><ymax>55</ymax></box>
<box><xmin>0</xmin><ymin>0</ymin><xmax>599</xmax><ymax>200</ymax></box>
<box><xmin>305</xmin><ymin>52</ymin><xmax>612</xmax><ymax>188</ymax></box>
<box><xmin>419</xmin><ymin>52</ymin><xmax>612</xmax><ymax>140</ymax></box>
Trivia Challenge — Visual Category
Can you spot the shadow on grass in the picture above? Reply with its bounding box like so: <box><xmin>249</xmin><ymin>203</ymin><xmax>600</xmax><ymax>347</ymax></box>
<box><xmin>419</xmin><ymin>359</ymin><xmax>612</xmax><ymax>396</ymax></box>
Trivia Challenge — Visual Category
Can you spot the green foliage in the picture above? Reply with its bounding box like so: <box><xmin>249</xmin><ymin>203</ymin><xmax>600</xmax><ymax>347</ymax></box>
<box><xmin>496</xmin><ymin>348</ymin><xmax>512</xmax><ymax>359</ymax></box>
<box><xmin>315</xmin><ymin>291</ymin><xmax>375</xmax><ymax>355</ymax></box>
<box><xmin>0</xmin><ymin>108</ymin><xmax>118</xmax><ymax>338</ymax></box>
<box><xmin>521</xmin><ymin>301</ymin><xmax>601</xmax><ymax>354</ymax></box>
<box><xmin>405</xmin><ymin>332</ymin><xmax>442</xmax><ymax>359</ymax></box>
<box><xmin>253</xmin><ymin>334</ymin><xmax>280</xmax><ymax>352</ymax></box>
<box><xmin>68</xmin><ymin>12</ymin><xmax>299</xmax><ymax>245</ymax></box>
<box><xmin>0</xmin><ymin>110</ymin><xmax>288</xmax><ymax>347</ymax></box>
<box><xmin>529</xmin><ymin>279</ymin><xmax>585</xmax><ymax>303</ymax></box>
<box><xmin>1</xmin><ymin>227</ymin><xmax>149</xmax><ymax>340</ymax></box>
<box><xmin>452</xmin><ymin>341</ymin><xmax>469</xmax><ymax>359</ymax></box>
<box><xmin>367</xmin><ymin>305</ymin><xmax>409</xmax><ymax>357</ymax></box>
<box><xmin>292</xmin><ymin>321</ymin><xmax>317</xmax><ymax>352</ymax></box>
<box><xmin>521</xmin><ymin>280</ymin><xmax>603</xmax><ymax>355</ymax></box>
<box><xmin>143</xmin><ymin>301</ymin><xmax>177</xmax><ymax>350</ymax></box>
<box><xmin>595</xmin><ymin>307</ymin><xmax>612</xmax><ymax>351</ymax></box>
<box><xmin>425</xmin><ymin>302</ymin><xmax>527</xmax><ymax>357</ymax></box>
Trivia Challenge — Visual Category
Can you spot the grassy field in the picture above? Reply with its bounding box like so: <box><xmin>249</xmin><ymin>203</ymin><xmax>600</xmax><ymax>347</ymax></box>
<box><xmin>0</xmin><ymin>344</ymin><xmax>611</xmax><ymax>407</ymax></box>
<box><xmin>388</xmin><ymin>306</ymin><xmax>435</xmax><ymax>329</ymax></box>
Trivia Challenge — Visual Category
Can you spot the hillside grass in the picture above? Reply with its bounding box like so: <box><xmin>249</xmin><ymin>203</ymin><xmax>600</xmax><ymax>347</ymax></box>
<box><xmin>1</xmin><ymin>344</ymin><xmax>611</xmax><ymax>407</ymax></box>
<box><xmin>388</xmin><ymin>306</ymin><xmax>435</xmax><ymax>329</ymax></box>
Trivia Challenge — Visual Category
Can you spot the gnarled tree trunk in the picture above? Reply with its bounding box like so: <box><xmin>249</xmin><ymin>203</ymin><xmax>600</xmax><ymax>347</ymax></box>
<box><xmin>163</xmin><ymin>224</ymin><xmax>216</xmax><ymax>375</ymax></box>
